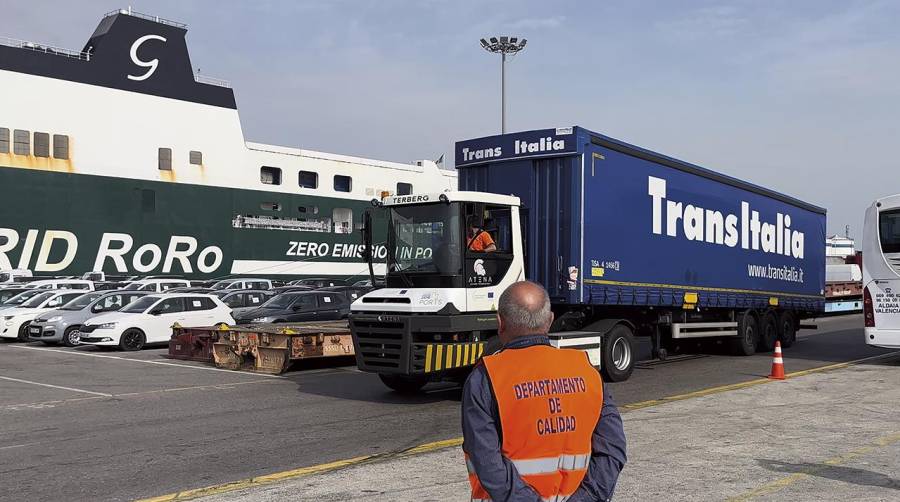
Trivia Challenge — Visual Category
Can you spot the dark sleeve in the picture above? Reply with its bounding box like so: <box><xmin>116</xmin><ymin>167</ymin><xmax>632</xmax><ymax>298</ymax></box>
<box><xmin>461</xmin><ymin>364</ymin><xmax>541</xmax><ymax>502</ymax></box>
<box><xmin>568</xmin><ymin>386</ymin><xmax>627</xmax><ymax>502</ymax></box>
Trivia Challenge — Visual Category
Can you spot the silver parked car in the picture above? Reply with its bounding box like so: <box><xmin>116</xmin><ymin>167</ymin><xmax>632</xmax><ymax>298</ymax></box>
<box><xmin>28</xmin><ymin>290</ymin><xmax>150</xmax><ymax>346</ymax></box>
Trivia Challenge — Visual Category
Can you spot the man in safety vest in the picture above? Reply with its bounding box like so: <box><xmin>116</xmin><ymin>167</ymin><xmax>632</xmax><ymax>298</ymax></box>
<box><xmin>462</xmin><ymin>281</ymin><xmax>627</xmax><ymax>501</ymax></box>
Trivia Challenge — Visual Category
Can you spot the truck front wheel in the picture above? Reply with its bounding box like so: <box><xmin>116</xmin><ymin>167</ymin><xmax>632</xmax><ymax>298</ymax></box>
<box><xmin>378</xmin><ymin>373</ymin><xmax>430</xmax><ymax>394</ymax></box>
<box><xmin>600</xmin><ymin>325</ymin><xmax>635</xmax><ymax>382</ymax></box>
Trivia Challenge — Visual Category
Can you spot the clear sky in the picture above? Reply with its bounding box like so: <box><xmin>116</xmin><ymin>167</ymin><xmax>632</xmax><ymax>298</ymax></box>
<box><xmin>7</xmin><ymin>0</ymin><xmax>899</xmax><ymax>239</ymax></box>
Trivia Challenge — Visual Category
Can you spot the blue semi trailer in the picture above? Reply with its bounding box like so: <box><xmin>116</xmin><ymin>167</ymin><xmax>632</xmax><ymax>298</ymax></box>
<box><xmin>350</xmin><ymin>126</ymin><xmax>826</xmax><ymax>392</ymax></box>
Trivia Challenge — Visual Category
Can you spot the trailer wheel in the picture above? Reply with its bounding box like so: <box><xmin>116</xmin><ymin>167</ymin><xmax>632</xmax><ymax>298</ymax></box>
<box><xmin>758</xmin><ymin>312</ymin><xmax>778</xmax><ymax>352</ymax></box>
<box><xmin>600</xmin><ymin>325</ymin><xmax>635</xmax><ymax>382</ymax></box>
<box><xmin>730</xmin><ymin>311</ymin><xmax>758</xmax><ymax>356</ymax></box>
<box><xmin>778</xmin><ymin>312</ymin><xmax>797</xmax><ymax>348</ymax></box>
<box><xmin>378</xmin><ymin>373</ymin><xmax>430</xmax><ymax>394</ymax></box>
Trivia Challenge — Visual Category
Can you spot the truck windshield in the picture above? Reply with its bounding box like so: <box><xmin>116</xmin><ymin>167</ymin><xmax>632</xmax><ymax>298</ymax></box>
<box><xmin>387</xmin><ymin>203</ymin><xmax>462</xmax><ymax>282</ymax></box>
<box><xmin>880</xmin><ymin>209</ymin><xmax>900</xmax><ymax>254</ymax></box>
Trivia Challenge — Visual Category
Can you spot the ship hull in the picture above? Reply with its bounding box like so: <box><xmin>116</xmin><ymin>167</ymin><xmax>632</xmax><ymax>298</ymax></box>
<box><xmin>0</xmin><ymin>166</ymin><xmax>386</xmax><ymax>279</ymax></box>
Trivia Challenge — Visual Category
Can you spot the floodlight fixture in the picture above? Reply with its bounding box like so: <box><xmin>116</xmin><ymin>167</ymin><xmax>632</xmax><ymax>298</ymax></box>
<box><xmin>480</xmin><ymin>35</ymin><xmax>528</xmax><ymax>133</ymax></box>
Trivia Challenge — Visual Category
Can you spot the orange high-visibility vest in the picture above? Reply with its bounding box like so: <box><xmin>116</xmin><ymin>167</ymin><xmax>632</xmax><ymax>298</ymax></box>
<box><xmin>466</xmin><ymin>344</ymin><xmax>603</xmax><ymax>502</ymax></box>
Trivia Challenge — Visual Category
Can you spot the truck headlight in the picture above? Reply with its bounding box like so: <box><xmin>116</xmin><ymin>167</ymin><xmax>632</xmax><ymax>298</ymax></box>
<box><xmin>97</xmin><ymin>322</ymin><xmax>118</xmax><ymax>329</ymax></box>
<box><xmin>46</xmin><ymin>316</ymin><xmax>62</xmax><ymax>323</ymax></box>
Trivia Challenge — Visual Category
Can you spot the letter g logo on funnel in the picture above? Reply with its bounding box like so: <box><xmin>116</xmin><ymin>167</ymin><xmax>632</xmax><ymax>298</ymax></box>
<box><xmin>128</xmin><ymin>34</ymin><xmax>167</xmax><ymax>81</ymax></box>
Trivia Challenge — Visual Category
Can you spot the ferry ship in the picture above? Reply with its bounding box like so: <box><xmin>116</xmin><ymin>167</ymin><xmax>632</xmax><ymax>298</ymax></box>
<box><xmin>0</xmin><ymin>8</ymin><xmax>456</xmax><ymax>279</ymax></box>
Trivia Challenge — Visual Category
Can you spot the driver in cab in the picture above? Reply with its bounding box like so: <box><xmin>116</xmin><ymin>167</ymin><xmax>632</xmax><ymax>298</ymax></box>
<box><xmin>467</xmin><ymin>217</ymin><xmax>497</xmax><ymax>253</ymax></box>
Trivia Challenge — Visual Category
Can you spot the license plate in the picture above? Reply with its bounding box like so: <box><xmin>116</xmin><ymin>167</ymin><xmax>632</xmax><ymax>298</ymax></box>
<box><xmin>29</xmin><ymin>326</ymin><xmax>40</xmax><ymax>335</ymax></box>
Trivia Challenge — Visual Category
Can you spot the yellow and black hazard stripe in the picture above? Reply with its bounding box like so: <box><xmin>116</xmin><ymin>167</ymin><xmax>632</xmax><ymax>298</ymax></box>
<box><xmin>423</xmin><ymin>342</ymin><xmax>486</xmax><ymax>373</ymax></box>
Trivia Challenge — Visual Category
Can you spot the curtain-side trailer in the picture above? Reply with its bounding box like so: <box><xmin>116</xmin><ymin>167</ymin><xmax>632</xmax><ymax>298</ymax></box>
<box><xmin>349</xmin><ymin>126</ymin><xmax>826</xmax><ymax>392</ymax></box>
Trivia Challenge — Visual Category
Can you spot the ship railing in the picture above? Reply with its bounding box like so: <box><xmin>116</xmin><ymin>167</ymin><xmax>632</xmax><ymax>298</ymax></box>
<box><xmin>103</xmin><ymin>8</ymin><xmax>188</xmax><ymax>29</ymax></box>
<box><xmin>194</xmin><ymin>73</ymin><xmax>231</xmax><ymax>88</ymax></box>
<box><xmin>0</xmin><ymin>36</ymin><xmax>90</xmax><ymax>61</ymax></box>
<box><xmin>233</xmin><ymin>216</ymin><xmax>331</xmax><ymax>233</ymax></box>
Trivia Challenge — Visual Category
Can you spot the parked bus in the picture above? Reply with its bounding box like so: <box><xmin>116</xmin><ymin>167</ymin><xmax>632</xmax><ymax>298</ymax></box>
<box><xmin>862</xmin><ymin>194</ymin><xmax>900</xmax><ymax>348</ymax></box>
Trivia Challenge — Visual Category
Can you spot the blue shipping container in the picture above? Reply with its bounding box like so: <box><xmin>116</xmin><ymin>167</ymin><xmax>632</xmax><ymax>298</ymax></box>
<box><xmin>456</xmin><ymin>126</ymin><xmax>826</xmax><ymax>312</ymax></box>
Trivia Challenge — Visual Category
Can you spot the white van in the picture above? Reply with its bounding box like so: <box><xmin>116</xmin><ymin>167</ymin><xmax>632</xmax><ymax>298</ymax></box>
<box><xmin>0</xmin><ymin>269</ymin><xmax>32</xmax><ymax>284</ymax></box>
<box><xmin>210</xmin><ymin>278</ymin><xmax>273</xmax><ymax>291</ymax></box>
<box><xmin>28</xmin><ymin>279</ymin><xmax>95</xmax><ymax>291</ymax></box>
<box><xmin>123</xmin><ymin>279</ymin><xmax>191</xmax><ymax>292</ymax></box>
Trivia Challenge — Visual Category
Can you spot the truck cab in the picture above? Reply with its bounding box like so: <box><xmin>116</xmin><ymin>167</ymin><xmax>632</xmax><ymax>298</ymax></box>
<box><xmin>350</xmin><ymin>191</ymin><xmax>524</xmax><ymax>391</ymax></box>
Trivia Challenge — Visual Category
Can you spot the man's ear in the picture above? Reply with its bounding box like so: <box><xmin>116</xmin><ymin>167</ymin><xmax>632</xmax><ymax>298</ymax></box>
<box><xmin>496</xmin><ymin>313</ymin><xmax>503</xmax><ymax>336</ymax></box>
<box><xmin>546</xmin><ymin>311</ymin><xmax>555</xmax><ymax>331</ymax></box>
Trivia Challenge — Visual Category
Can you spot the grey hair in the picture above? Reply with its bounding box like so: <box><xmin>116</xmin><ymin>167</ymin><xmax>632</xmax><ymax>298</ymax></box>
<box><xmin>498</xmin><ymin>281</ymin><xmax>552</xmax><ymax>333</ymax></box>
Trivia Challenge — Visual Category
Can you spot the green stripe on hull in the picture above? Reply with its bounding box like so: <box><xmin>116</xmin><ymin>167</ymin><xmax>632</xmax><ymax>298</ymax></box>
<box><xmin>0</xmin><ymin>166</ymin><xmax>384</xmax><ymax>279</ymax></box>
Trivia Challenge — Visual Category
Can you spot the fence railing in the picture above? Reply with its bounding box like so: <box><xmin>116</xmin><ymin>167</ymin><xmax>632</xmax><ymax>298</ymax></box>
<box><xmin>103</xmin><ymin>8</ymin><xmax>187</xmax><ymax>29</ymax></box>
<box><xmin>0</xmin><ymin>36</ymin><xmax>89</xmax><ymax>60</ymax></box>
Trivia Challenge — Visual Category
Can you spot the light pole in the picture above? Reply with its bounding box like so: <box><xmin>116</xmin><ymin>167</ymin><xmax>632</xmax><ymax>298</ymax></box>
<box><xmin>480</xmin><ymin>36</ymin><xmax>527</xmax><ymax>134</ymax></box>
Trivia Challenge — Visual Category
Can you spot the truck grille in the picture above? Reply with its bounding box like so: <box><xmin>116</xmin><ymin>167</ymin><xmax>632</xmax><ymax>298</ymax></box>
<box><xmin>349</xmin><ymin>315</ymin><xmax>408</xmax><ymax>372</ymax></box>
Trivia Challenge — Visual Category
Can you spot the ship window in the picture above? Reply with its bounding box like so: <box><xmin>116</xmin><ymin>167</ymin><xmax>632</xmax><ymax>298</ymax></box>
<box><xmin>53</xmin><ymin>135</ymin><xmax>69</xmax><ymax>160</ymax></box>
<box><xmin>261</xmin><ymin>166</ymin><xmax>281</xmax><ymax>185</ymax></box>
<box><xmin>298</xmin><ymin>170</ymin><xmax>318</xmax><ymax>189</ymax></box>
<box><xmin>397</xmin><ymin>182</ymin><xmax>413</xmax><ymax>196</ymax></box>
<box><xmin>13</xmin><ymin>130</ymin><xmax>29</xmax><ymax>155</ymax></box>
<box><xmin>334</xmin><ymin>175</ymin><xmax>352</xmax><ymax>193</ymax></box>
<box><xmin>189</xmin><ymin>151</ymin><xmax>202</xmax><ymax>165</ymax></box>
<box><xmin>158</xmin><ymin>148</ymin><xmax>172</xmax><ymax>170</ymax></box>
<box><xmin>298</xmin><ymin>206</ymin><xmax>319</xmax><ymax>214</ymax></box>
<box><xmin>333</xmin><ymin>208</ymin><xmax>353</xmax><ymax>234</ymax></box>
<box><xmin>261</xmin><ymin>202</ymin><xmax>282</xmax><ymax>211</ymax></box>
<box><xmin>0</xmin><ymin>128</ymin><xmax>9</xmax><ymax>153</ymax></box>
<box><xmin>34</xmin><ymin>133</ymin><xmax>50</xmax><ymax>158</ymax></box>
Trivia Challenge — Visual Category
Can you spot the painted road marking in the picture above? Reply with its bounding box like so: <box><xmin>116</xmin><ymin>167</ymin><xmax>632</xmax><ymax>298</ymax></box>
<box><xmin>726</xmin><ymin>431</ymin><xmax>900</xmax><ymax>501</ymax></box>
<box><xmin>0</xmin><ymin>375</ymin><xmax>113</xmax><ymax>397</ymax></box>
<box><xmin>4</xmin><ymin>345</ymin><xmax>283</xmax><ymax>378</ymax></box>
<box><xmin>0</xmin><ymin>380</ymin><xmax>275</xmax><ymax>412</ymax></box>
<box><xmin>134</xmin><ymin>350</ymin><xmax>900</xmax><ymax>502</ymax></box>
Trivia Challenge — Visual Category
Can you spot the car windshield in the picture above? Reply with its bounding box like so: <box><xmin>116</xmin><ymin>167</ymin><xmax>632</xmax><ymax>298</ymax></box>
<box><xmin>388</xmin><ymin>203</ymin><xmax>462</xmax><ymax>275</ymax></box>
<box><xmin>0</xmin><ymin>289</ymin><xmax>27</xmax><ymax>303</ymax></box>
<box><xmin>21</xmin><ymin>291</ymin><xmax>56</xmax><ymax>308</ymax></box>
<box><xmin>260</xmin><ymin>294</ymin><xmax>298</xmax><ymax>309</ymax></box>
<box><xmin>212</xmin><ymin>290</ymin><xmax>229</xmax><ymax>298</ymax></box>
<box><xmin>2</xmin><ymin>289</ymin><xmax>45</xmax><ymax>306</ymax></box>
<box><xmin>61</xmin><ymin>292</ymin><xmax>104</xmax><ymax>310</ymax></box>
<box><xmin>123</xmin><ymin>283</ymin><xmax>143</xmax><ymax>290</ymax></box>
<box><xmin>121</xmin><ymin>296</ymin><xmax>161</xmax><ymax>313</ymax></box>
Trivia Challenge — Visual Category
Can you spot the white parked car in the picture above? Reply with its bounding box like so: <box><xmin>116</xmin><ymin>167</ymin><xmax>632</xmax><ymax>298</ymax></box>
<box><xmin>78</xmin><ymin>294</ymin><xmax>235</xmax><ymax>351</ymax></box>
<box><xmin>27</xmin><ymin>279</ymin><xmax>95</xmax><ymax>291</ymax></box>
<box><xmin>122</xmin><ymin>279</ymin><xmax>191</xmax><ymax>292</ymax></box>
<box><xmin>0</xmin><ymin>290</ymin><xmax>86</xmax><ymax>341</ymax></box>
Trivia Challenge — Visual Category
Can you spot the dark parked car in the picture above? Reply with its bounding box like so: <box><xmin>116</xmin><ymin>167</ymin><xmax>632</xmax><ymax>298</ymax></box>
<box><xmin>213</xmin><ymin>289</ymin><xmax>275</xmax><ymax>310</ymax></box>
<box><xmin>231</xmin><ymin>291</ymin><xmax>349</xmax><ymax>324</ymax></box>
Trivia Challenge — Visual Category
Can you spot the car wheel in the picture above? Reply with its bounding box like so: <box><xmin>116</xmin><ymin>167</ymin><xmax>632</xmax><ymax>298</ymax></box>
<box><xmin>17</xmin><ymin>323</ymin><xmax>30</xmax><ymax>342</ymax></box>
<box><xmin>62</xmin><ymin>326</ymin><xmax>81</xmax><ymax>347</ymax></box>
<box><xmin>119</xmin><ymin>329</ymin><xmax>146</xmax><ymax>351</ymax></box>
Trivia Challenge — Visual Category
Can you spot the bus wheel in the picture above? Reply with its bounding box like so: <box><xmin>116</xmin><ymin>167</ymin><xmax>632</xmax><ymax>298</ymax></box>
<box><xmin>378</xmin><ymin>373</ymin><xmax>429</xmax><ymax>394</ymax></box>
<box><xmin>778</xmin><ymin>312</ymin><xmax>797</xmax><ymax>348</ymax></box>
<box><xmin>758</xmin><ymin>312</ymin><xmax>778</xmax><ymax>352</ymax></box>
<box><xmin>731</xmin><ymin>311</ymin><xmax>758</xmax><ymax>356</ymax></box>
<box><xmin>601</xmin><ymin>325</ymin><xmax>635</xmax><ymax>382</ymax></box>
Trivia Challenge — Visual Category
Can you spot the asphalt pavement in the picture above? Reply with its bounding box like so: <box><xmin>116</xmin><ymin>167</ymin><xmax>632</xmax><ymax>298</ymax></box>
<box><xmin>0</xmin><ymin>314</ymin><xmax>891</xmax><ymax>501</ymax></box>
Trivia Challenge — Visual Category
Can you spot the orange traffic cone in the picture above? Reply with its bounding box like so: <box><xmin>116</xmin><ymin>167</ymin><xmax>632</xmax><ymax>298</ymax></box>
<box><xmin>768</xmin><ymin>341</ymin><xmax>786</xmax><ymax>380</ymax></box>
